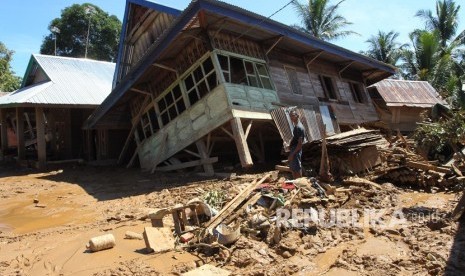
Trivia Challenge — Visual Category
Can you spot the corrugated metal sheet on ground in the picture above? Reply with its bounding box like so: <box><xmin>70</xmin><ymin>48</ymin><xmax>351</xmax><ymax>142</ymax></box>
<box><xmin>0</xmin><ymin>54</ymin><xmax>115</xmax><ymax>106</ymax></box>
<box><xmin>370</xmin><ymin>79</ymin><xmax>446</xmax><ymax>107</ymax></box>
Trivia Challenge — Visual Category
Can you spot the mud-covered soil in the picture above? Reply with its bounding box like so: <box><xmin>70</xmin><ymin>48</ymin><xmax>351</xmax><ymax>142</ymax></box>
<box><xmin>0</xmin><ymin>164</ymin><xmax>464</xmax><ymax>275</ymax></box>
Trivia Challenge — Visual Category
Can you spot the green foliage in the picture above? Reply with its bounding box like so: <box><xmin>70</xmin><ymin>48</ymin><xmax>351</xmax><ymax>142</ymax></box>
<box><xmin>362</xmin><ymin>30</ymin><xmax>407</xmax><ymax>67</ymax></box>
<box><xmin>414</xmin><ymin>111</ymin><xmax>465</xmax><ymax>152</ymax></box>
<box><xmin>40</xmin><ymin>3</ymin><xmax>121</xmax><ymax>62</ymax></box>
<box><xmin>0</xmin><ymin>42</ymin><xmax>21</xmax><ymax>92</ymax></box>
<box><xmin>291</xmin><ymin>0</ymin><xmax>358</xmax><ymax>41</ymax></box>
<box><xmin>203</xmin><ymin>189</ymin><xmax>226</xmax><ymax>210</ymax></box>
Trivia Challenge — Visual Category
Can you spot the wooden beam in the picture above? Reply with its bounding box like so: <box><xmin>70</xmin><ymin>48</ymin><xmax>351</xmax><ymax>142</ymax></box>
<box><xmin>265</xmin><ymin>36</ymin><xmax>284</xmax><ymax>55</ymax></box>
<box><xmin>35</xmin><ymin>107</ymin><xmax>46</xmax><ymax>169</ymax></box>
<box><xmin>196</xmin><ymin>139</ymin><xmax>214</xmax><ymax>176</ymax></box>
<box><xmin>153</xmin><ymin>63</ymin><xmax>178</xmax><ymax>76</ymax></box>
<box><xmin>183</xmin><ymin>149</ymin><xmax>201</xmax><ymax>158</ymax></box>
<box><xmin>338</xmin><ymin>61</ymin><xmax>355</xmax><ymax>75</ymax></box>
<box><xmin>154</xmin><ymin>157</ymin><xmax>218</xmax><ymax>172</ymax></box>
<box><xmin>230</xmin><ymin>117</ymin><xmax>253</xmax><ymax>168</ymax></box>
<box><xmin>305</xmin><ymin>51</ymin><xmax>324</xmax><ymax>67</ymax></box>
<box><xmin>117</xmin><ymin>95</ymin><xmax>150</xmax><ymax>164</ymax></box>
<box><xmin>220</xmin><ymin>126</ymin><xmax>235</xmax><ymax>140</ymax></box>
<box><xmin>16</xmin><ymin>107</ymin><xmax>25</xmax><ymax>160</ymax></box>
<box><xmin>244</xmin><ymin>120</ymin><xmax>253</xmax><ymax>140</ymax></box>
<box><xmin>130</xmin><ymin>88</ymin><xmax>151</xmax><ymax>95</ymax></box>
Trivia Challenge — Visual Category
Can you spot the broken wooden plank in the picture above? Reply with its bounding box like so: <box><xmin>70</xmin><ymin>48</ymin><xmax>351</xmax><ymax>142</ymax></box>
<box><xmin>204</xmin><ymin>174</ymin><xmax>271</xmax><ymax>235</ymax></box>
<box><xmin>154</xmin><ymin>157</ymin><xmax>218</xmax><ymax>172</ymax></box>
<box><xmin>406</xmin><ymin>161</ymin><xmax>451</xmax><ymax>174</ymax></box>
<box><xmin>275</xmin><ymin>165</ymin><xmax>292</xmax><ymax>172</ymax></box>
<box><xmin>343</xmin><ymin>177</ymin><xmax>382</xmax><ymax>189</ymax></box>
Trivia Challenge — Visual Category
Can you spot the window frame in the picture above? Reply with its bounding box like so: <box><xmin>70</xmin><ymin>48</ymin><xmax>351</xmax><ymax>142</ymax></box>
<box><xmin>319</xmin><ymin>75</ymin><xmax>338</xmax><ymax>100</ymax></box>
<box><xmin>284</xmin><ymin>66</ymin><xmax>302</xmax><ymax>95</ymax></box>
<box><xmin>349</xmin><ymin>82</ymin><xmax>365</xmax><ymax>103</ymax></box>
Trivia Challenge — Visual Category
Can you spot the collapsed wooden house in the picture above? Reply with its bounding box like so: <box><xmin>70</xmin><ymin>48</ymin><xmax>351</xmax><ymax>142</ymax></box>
<box><xmin>84</xmin><ymin>0</ymin><xmax>396</xmax><ymax>175</ymax></box>
<box><xmin>368</xmin><ymin>79</ymin><xmax>447</xmax><ymax>132</ymax></box>
<box><xmin>0</xmin><ymin>54</ymin><xmax>115</xmax><ymax>168</ymax></box>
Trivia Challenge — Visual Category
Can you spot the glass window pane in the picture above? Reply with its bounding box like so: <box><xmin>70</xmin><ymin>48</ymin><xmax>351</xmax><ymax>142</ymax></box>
<box><xmin>165</xmin><ymin>92</ymin><xmax>174</xmax><ymax>106</ymax></box>
<box><xmin>256</xmin><ymin>63</ymin><xmax>268</xmax><ymax>76</ymax></box>
<box><xmin>198</xmin><ymin>81</ymin><xmax>209</xmax><ymax>98</ymax></box>
<box><xmin>161</xmin><ymin>112</ymin><xmax>169</xmax><ymax>125</ymax></box>
<box><xmin>194</xmin><ymin>67</ymin><xmax>204</xmax><ymax>82</ymax></box>
<box><xmin>185</xmin><ymin>74</ymin><xmax>194</xmax><ymax>91</ymax></box>
<box><xmin>244</xmin><ymin>61</ymin><xmax>254</xmax><ymax>74</ymax></box>
<box><xmin>230</xmin><ymin>57</ymin><xmax>245</xmax><ymax>84</ymax></box>
<box><xmin>149</xmin><ymin>108</ymin><xmax>159</xmax><ymax>131</ymax></box>
<box><xmin>158</xmin><ymin>98</ymin><xmax>166</xmax><ymax>111</ymax></box>
<box><xmin>261</xmin><ymin>77</ymin><xmax>273</xmax><ymax>90</ymax></box>
<box><xmin>218</xmin><ymin>55</ymin><xmax>229</xmax><ymax>71</ymax></box>
<box><xmin>173</xmin><ymin>85</ymin><xmax>181</xmax><ymax>99</ymax></box>
<box><xmin>207</xmin><ymin>73</ymin><xmax>217</xmax><ymax>91</ymax></box>
<box><xmin>203</xmin><ymin>57</ymin><xmax>214</xmax><ymax>73</ymax></box>
<box><xmin>248</xmin><ymin>76</ymin><xmax>259</xmax><ymax>87</ymax></box>
<box><xmin>169</xmin><ymin>106</ymin><xmax>177</xmax><ymax>119</ymax></box>
<box><xmin>176</xmin><ymin>100</ymin><xmax>186</xmax><ymax>113</ymax></box>
<box><xmin>189</xmin><ymin>90</ymin><xmax>200</xmax><ymax>105</ymax></box>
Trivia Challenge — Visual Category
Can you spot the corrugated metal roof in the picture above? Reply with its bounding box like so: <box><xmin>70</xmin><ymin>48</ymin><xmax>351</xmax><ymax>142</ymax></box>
<box><xmin>369</xmin><ymin>79</ymin><xmax>446</xmax><ymax>108</ymax></box>
<box><xmin>0</xmin><ymin>54</ymin><xmax>115</xmax><ymax>107</ymax></box>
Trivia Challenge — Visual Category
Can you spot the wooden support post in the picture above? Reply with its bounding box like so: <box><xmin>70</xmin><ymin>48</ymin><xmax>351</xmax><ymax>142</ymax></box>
<box><xmin>35</xmin><ymin>107</ymin><xmax>46</xmax><ymax>169</ymax></box>
<box><xmin>64</xmin><ymin>109</ymin><xmax>73</xmax><ymax>158</ymax></box>
<box><xmin>196</xmin><ymin>139</ymin><xmax>214</xmax><ymax>176</ymax></box>
<box><xmin>47</xmin><ymin>110</ymin><xmax>57</xmax><ymax>158</ymax></box>
<box><xmin>16</xmin><ymin>107</ymin><xmax>25</xmax><ymax>160</ymax></box>
<box><xmin>0</xmin><ymin>109</ymin><xmax>8</xmax><ymax>159</ymax></box>
<box><xmin>230</xmin><ymin>117</ymin><xmax>253</xmax><ymax>168</ymax></box>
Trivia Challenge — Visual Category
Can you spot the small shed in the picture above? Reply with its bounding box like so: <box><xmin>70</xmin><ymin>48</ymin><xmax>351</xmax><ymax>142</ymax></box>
<box><xmin>0</xmin><ymin>54</ymin><xmax>116</xmax><ymax>168</ymax></box>
<box><xmin>368</xmin><ymin>79</ymin><xmax>447</xmax><ymax>132</ymax></box>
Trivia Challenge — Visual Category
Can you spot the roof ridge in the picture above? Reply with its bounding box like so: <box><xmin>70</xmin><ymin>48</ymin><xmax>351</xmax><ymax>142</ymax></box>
<box><xmin>33</xmin><ymin>54</ymin><xmax>115</xmax><ymax>65</ymax></box>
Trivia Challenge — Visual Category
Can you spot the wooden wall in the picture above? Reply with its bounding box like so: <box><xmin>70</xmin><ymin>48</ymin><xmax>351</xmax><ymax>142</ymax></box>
<box><xmin>267</xmin><ymin>51</ymin><xmax>379</xmax><ymax>125</ymax></box>
<box><xmin>138</xmin><ymin>85</ymin><xmax>232</xmax><ymax>171</ymax></box>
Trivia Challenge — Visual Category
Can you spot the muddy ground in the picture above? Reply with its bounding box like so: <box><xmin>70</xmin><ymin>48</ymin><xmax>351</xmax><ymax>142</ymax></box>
<box><xmin>0</xmin><ymin>163</ymin><xmax>464</xmax><ymax>275</ymax></box>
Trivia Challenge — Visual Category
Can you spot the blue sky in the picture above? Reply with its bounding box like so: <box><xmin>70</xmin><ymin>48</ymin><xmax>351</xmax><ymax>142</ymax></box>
<box><xmin>1</xmin><ymin>0</ymin><xmax>464</xmax><ymax>79</ymax></box>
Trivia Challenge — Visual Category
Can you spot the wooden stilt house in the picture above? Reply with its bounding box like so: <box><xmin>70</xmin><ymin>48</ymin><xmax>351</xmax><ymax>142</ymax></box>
<box><xmin>0</xmin><ymin>54</ymin><xmax>115</xmax><ymax>168</ymax></box>
<box><xmin>85</xmin><ymin>0</ymin><xmax>396</xmax><ymax>175</ymax></box>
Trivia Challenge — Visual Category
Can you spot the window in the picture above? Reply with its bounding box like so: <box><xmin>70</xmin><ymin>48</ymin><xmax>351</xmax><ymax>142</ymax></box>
<box><xmin>139</xmin><ymin>106</ymin><xmax>160</xmax><ymax>139</ymax></box>
<box><xmin>183</xmin><ymin>57</ymin><xmax>217</xmax><ymax>106</ymax></box>
<box><xmin>349</xmin><ymin>82</ymin><xmax>365</xmax><ymax>103</ymax></box>
<box><xmin>157</xmin><ymin>84</ymin><xmax>186</xmax><ymax>126</ymax></box>
<box><xmin>319</xmin><ymin>75</ymin><xmax>338</xmax><ymax>100</ymax></box>
<box><xmin>218</xmin><ymin>54</ymin><xmax>273</xmax><ymax>89</ymax></box>
<box><xmin>285</xmin><ymin>67</ymin><xmax>302</xmax><ymax>94</ymax></box>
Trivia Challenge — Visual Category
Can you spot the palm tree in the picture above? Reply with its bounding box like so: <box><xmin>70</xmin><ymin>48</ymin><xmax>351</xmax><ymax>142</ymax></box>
<box><xmin>416</xmin><ymin>0</ymin><xmax>461</xmax><ymax>48</ymax></box>
<box><xmin>363</xmin><ymin>30</ymin><xmax>408</xmax><ymax>67</ymax></box>
<box><xmin>401</xmin><ymin>30</ymin><xmax>457</xmax><ymax>98</ymax></box>
<box><xmin>291</xmin><ymin>0</ymin><xmax>358</xmax><ymax>41</ymax></box>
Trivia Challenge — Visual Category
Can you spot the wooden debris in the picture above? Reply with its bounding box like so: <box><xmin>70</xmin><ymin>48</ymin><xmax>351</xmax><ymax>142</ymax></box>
<box><xmin>451</xmin><ymin>191</ymin><xmax>465</xmax><ymax>221</ymax></box>
<box><xmin>203</xmin><ymin>174</ymin><xmax>271</xmax><ymax>238</ymax></box>
<box><xmin>406</xmin><ymin>161</ymin><xmax>451</xmax><ymax>174</ymax></box>
<box><xmin>343</xmin><ymin>177</ymin><xmax>382</xmax><ymax>189</ymax></box>
<box><xmin>143</xmin><ymin>227</ymin><xmax>175</xmax><ymax>253</ymax></box>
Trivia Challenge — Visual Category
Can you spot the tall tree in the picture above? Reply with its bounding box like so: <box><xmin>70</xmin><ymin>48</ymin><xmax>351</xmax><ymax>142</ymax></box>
<box><xmin>291</xmin><ymin>0</ymin><xmax>358</xmax><ymax>41</ymax></box>
<box><xmin>0</xmin><ymin>42</ymin><xmax>21</xmax><ymax>92</ymax></box>
<box><xmin>40</xmin><ymin>3</ymin><xmax>121</xmax><ymax>62</ymax></box>
<box><xmin>416</xmin><ymin>0</ymin><xmax>462</xmax><ymax>48</ymax></box>
<box><xmin>363</xmin><ymin>30</ymin><xmax>408</xmax><ymax>67</ymax></box>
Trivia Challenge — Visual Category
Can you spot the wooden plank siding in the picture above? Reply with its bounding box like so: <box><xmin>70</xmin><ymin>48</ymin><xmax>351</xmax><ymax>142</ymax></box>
<box><xmin>268</xmin><ymin>51</ymin><xmax>378</xmax><ymax>125</ymax></box>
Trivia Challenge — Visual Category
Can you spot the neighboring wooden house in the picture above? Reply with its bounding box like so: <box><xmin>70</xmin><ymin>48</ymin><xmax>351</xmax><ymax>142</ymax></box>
<box><xmin>0</xmin><ymin>54</ymin><xmax>116</xmax><ymax>168</ymax></box>
<box><xmin>368</xmin><ymin>79</ymin><xmax>447</xmax><ymax>132</ymax></box>
<box><xmin>85</xmin><ymin>0</ymin><xmax>395</xmax><ymax>175</ymax></box>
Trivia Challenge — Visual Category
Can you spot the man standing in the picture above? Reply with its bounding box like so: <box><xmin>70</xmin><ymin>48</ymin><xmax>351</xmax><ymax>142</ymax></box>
<box><xmin>288</xmin><ymin>110</ymin><xmax>305</xmax><ymax>179</ymax></box>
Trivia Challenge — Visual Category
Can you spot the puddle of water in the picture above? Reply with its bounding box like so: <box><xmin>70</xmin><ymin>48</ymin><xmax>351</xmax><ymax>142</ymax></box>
<box><xmin>0</xmin><ymin>191</ymin><xmax>96</xmax><ymax>234</ymax></box>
